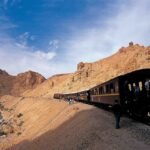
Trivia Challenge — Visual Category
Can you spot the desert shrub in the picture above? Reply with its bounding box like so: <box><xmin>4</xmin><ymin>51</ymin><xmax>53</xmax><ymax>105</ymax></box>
<box><xmin>17</xmin><ymin>132</ymin><xmax>22</xmax><ymax>136</ymax></box>
<box><xmin>0</xmin><ymin>112</ymin><xmax>2</xmax><ymax>119</ymax></box>
<box><xmin>0</xmin><ymin>103</ymin><xmax>4</xmax><ymax>110</ymax></box>
<box><xmin>0</xmin><ymin>103</ymin><xmax>10</xmax><ymax>111</ymax></box>
<box><xmin>0</xmin><ymin>129</ymin><xmax>7</xmax><ymax>136</ymax></box>
<box><xmin>17</xmin><ymin>113</ymin><xmax>23</xmax><ymax>118</ymax></box>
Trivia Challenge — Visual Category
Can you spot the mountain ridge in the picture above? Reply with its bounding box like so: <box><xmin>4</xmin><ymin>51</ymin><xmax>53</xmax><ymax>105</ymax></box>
<box><xmin>0</xmin><ymin>70</ymin><xmax>46</xmax><ymax>97</ymax></box>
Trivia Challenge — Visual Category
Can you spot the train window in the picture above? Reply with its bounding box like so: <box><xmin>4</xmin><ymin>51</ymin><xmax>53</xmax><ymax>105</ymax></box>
<box><xmin>133</xmin><ymin>83</ymin><xmax>136</xmax><ymax>87</ymax></box>
<box><xmin>99</xmin><ymin>87</ymin><xmax>101</xmax><ymax>94</ymax></box>
<box><xmin>99</xmin><ymin>87</ymin><xmax>103</xmax><ymax>94</ymax></box>
<box><xmin>106</xmin><ymin>84</ymin><xmax>110</xmax><ymax>93</ymax></box>
<box><xmin>91</xmin><ymin>90</ymin><xmax>93</xmax><ymax>95</ymax></box>
<box><xmin>115</xmin><ymin>82</ymin><xmax>119</xmax><ymax>92</ymax></box>
<box><xmin>94</xmin><ymin>89</ymin><xmax>97</xmax><ymax>95</ymax></box>
<box><xmin>128</xmin><ymin>84</ymin><xmax>132</xmax><ymax>91</ymax></box>
<box><xmin>103</xmin><ymin>86</ymin><xmax>106</xmax><ymax>94</ymax></box>
<box><xmin>132</xmin><ymin>82</ymin><xmax>141</xmax><ymax>92</ymax></box>
<box><xmin>97</xmin><ymin>88</ymin><xmax>99</xmax><ymax>95</ymax></box>
<box><xmin>139</xmin><ymin>81</ymin><xmax>143</xmax><ymax>91</ymax></box>
<box><xmin>94</xmin><ymin>89</ymin><xmax>96</xmax><ymax>95</ymax></box>
<box><xmin>93</xmin><ymin>90</ymin><xmax>95</xmax><ymax>95</ymax></box>
<box><xmin>101</xmin><ymin>87</ymin><xmax>104</xmax><ymax>94</ymax></box>
<box><xmin>105</xmin><ymin>83</ymin><xmax>114</xmax><ymax>94</ymax></box>
<box><xmin>110</xmin><ymin>83</ymin><xmax>114</xmax><ymax>93</ymax></box>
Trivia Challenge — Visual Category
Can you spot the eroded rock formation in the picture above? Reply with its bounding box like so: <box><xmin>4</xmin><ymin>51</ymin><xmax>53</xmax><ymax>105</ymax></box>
<box><xmin>0</xmin><ymin>70</ymin><xmax>46</xmax><ymax>97</ymax></box>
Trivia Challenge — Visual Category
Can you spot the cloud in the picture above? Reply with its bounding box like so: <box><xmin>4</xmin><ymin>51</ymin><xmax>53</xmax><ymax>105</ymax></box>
<box><xmin>15</xmin><ymin>32</ymin><xmax>36</xmax><ymax>49</ymax></box>
<box><xmin>0</xmin><ymin>15</ymin><xmax>65</xmax><ymax>77</ymax></box>
<box><xmin>49</xmin><ymin>40</ymin><xmax>59</xmax><ymax>50</ymax></box>
<box><xmin>0</xmin><ymin>14</ymin><xmax>17</xmax><ymax>30</ymax></box>
<box><xmin>33</xmin><ymin>51</ymin><xmax>56</xmax><ymax>60</ymax></box>
<box><xmin>0</xmin><ymin>40</ymin><xmax>57</xmax><ymax>77</ymax></box>
<box><xmin>0</xmin><ymin>21</ymin><xmax>57</xmax><ymax>77</ymax></box>
<box><xmin>2</xmin><ymin>0</ymin><xmax>21</xmax><ymax>8</ymax></box>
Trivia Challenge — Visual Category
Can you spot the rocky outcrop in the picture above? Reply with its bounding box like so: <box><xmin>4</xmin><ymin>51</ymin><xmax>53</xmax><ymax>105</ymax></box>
<box><xmin>11</xmin><ymin>71</ymin><xmax>46</xmax><ymax>96</ymax></box>
<box><xmin>0</xmin><ymin>69</ymin><xmax>9</xmax><ymax>76</ymax></box>
<box><xmin>0</xmin><ymin>70</ymin><xmax>46</xmax><ymax>97</ymax></box>
<box><xmin>0</xmin><ymin>70</ymin><xmax>14</xmax><ymax>97</ymax></box>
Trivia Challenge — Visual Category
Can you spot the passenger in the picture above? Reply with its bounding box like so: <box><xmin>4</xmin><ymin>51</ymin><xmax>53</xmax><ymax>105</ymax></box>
<box><xmin>77</xmin><ymin>94</ymin><xmax>79</xmax><ymax>101</ymax></box>
<box><xmin>134</xmin><ymin>83</ymin><xmax>140</xmax><ymax>99</ymax></box>
<box><xmin>133</xmin><ymin>83</ymin><xmax>140</xmax><ymax>113</ymax></box>
<box><xmin>87</xmin><ymin>91</ymin><xmax>90</xmax><ymax>102</ymax></box>
<box><xmin>113</xmin><ymin>100</ymin><xmax>121</xmax><ymax>129</ymax></box>
<box><xmin>124</xmin><ymin>80</ymin><xmax>130</xmax><ymax>99</ymax></box>
<box><xmin>145</xmin><ymin>79</ymin><xmax>150</xmax><ymax>98</ymax></box>
<box><xmin>123</xmin><ymin>80</ymin><xmax>132</xmax><ymax>111</ymax></box>
<box><xmin>69</xmin><ymin>98</ymin><xmax>72</xmax><ymax>105</ymax></box>
<box><xmin>124</xmin><ymin>80</ymin><xmax>129</xmax><ymax>91</ymax></box>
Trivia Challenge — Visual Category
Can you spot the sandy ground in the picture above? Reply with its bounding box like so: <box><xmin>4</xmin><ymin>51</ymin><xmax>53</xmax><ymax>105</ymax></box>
<box><xmin>0</xmin><ymin>97</ymin><xmax>150</xmax><ymax>150</ymax></box>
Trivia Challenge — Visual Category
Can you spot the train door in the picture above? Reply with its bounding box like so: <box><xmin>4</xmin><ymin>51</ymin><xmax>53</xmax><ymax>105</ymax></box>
<box><xmin>119</xmin><ymin>79</ymin><xmax>133</xmax><ymax>115</ymax></box>
<box><xmin>87</xmin><ymin>91</ymin><xmax>91</xmax><ymax>102</ymax></box>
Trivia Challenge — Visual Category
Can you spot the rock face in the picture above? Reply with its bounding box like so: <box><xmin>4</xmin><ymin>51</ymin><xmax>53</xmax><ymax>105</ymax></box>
<box><xmin>24</xmin><ymin>43</ymin><xmax>150</xmax><ymax>98</ymax></box>
<box><xmin>0</xmin><ymin>69</ymin><xmax>9</xmax><ymax>76</ymax></box>
<box><xmin>0</xmin><ymin>70</ymin><xmax>14</xmax><ymax>97</ymax></box>
<box><xmin>0</xmin><ymin>70</ymin><xmax>46</xmax><ymax>97</ymax></box>
<box><xmin>11</xmin><ymin>71</ymin><xmax>46</xmax><ymax>96</ymax></box>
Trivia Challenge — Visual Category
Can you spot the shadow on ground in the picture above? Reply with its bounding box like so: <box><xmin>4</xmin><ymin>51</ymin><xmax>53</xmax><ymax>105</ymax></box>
<box><xmin>6</xmin><ymin>106</ymin><xmax>138</xmax><ymax>150</ymax></box>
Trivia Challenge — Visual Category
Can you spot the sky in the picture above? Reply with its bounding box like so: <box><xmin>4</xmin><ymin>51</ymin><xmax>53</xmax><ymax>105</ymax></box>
<box><xmin>0</xmin><ymin>0</ymin><xmax>150</xmax><ymax>78</ymax></box>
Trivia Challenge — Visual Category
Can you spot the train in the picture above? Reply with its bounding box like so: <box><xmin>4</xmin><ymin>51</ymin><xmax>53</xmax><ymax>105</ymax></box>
<box><xmin>53</xmin><ymin>68</ymin><xmax>150</xmax><ymax>120</ymax></box>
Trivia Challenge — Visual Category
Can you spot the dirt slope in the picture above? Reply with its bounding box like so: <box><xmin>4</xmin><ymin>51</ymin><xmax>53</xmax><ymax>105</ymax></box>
<box><xmin>0</xmin><ymin>96</ymin><xmax>150</xmax><ymax>150</ymax></box>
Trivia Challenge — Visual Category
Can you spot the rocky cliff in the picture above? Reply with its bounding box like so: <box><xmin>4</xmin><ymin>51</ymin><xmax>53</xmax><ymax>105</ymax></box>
<box><xmin>0</xmin><ymin>70</ymin><xmax>46</xmax><ymax>97</ymax></box>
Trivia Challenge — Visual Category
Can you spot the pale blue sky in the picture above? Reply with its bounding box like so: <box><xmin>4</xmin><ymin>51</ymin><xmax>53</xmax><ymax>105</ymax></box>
<box><xmin>0</xmin><ymin>0</ymin><xmax>150</xmax><ymax>77</ymax></box>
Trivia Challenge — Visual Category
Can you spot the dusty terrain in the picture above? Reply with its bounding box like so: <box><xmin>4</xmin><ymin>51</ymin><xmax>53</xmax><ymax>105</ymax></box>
<box><xmin>0</xmin><ymin>96</ymin><xmax>150</xmax><ymax>150</ymax></box>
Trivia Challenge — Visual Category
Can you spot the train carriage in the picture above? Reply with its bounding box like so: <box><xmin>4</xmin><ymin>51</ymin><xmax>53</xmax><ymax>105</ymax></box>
<box><xmin>53</xmin><ymin>93</ymin><xmax>64</xmax><ymax>99</ymax></box>
<box><xmin>90</xmin><ymin>68</ymin><xmax>150</xmax><ymax>118</ymax></box>
<box><xmin>53</xmin><ymin>68</ymin><xmax>150</xmax><ymax>119</ymax></box>
<box><xmin>90</xmin><ymin>78</ymin><xmax>120</xmax><ymax>105</ymax></box>
<box><xmin>119</xmin><ymin>69</ymin><xmax>150</xmax><ymax>117</ymax></box>
<box><xmin>62</xmin><ymin>90</ymin><xmax>90</xmax><ymax>102</ymax></box>
<box><xmin>76</xmin><ymin>90</ymin><xmax>90</xmax><ymax>102</ymax></box>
